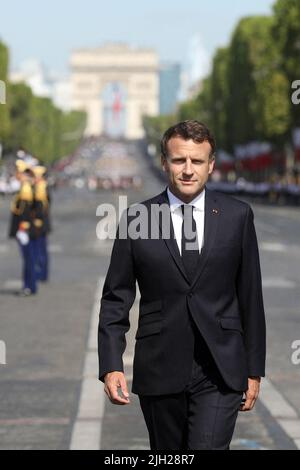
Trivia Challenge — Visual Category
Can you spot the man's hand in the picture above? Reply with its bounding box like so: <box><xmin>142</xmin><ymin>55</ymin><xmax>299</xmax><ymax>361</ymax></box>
<box><xmin>240</xmin><ymin>376</ymin><xmax>261</xmax><ymax>412</ymax></box>
<box><xmin>104</xmin><ymin>371</ymin><xmax>130</xmax><ymax>405</ymax></box>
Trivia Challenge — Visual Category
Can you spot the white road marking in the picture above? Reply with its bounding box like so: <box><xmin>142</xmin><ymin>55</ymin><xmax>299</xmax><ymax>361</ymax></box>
<box><xmin>261</xmin><ymin>207</ymin><xmax>300</xmax><ymax>222</ymax></box>
<box><xmin>0</xmin><ymin>244</ymin><xmax>9</xmax><ymax>254</ymax></box>
<box><xmin>48</xmin><ymin>244</ymin><xmax>63</xmax><ymax>253</ymax></box>
<box><xmin>0</xmin><ymin>417</ymin><xmax>69</xmax><ymax>426</ymax></box>
<box><xmin>295</xmin><ymin>439</ymin><xmax>300</xmax><ymax>449</ymax></box>
<box><xmin>92</xmin><ymin>240</ymin><xmax>113</xmax><ymax>255</ymax></box>
<box><xmin>256</xmin><ymin>222</ymin><xmax>280</xmax><ymax>235</ymax></box>
<box><xmin>69</xmin><ymin>277</ymin><xmax>105</xmax><ymax>450</ymax></box>
<box><xmin>260</xmin><ymin>378</ymin><xmax>297</xmax><ymax>419</ymax></box>
<box><xmin>260</xmin><ymin>242</ymin><xmax>287</xmax><ymax>252</ymax></box>
<box><xmin>2</xmin><ymin>280</ymin><xmax>22</xmax><ymax>290</ymax></box>
<box><xmin>260</xmin><ymin>378</ymin><xmax>300</xmax><ymax>449</ymax></box>
<box><xmin>231</xmin><ymin>438</ymin><xmax>268</xmax><ymax>450</ymax></box>
<box><xmin>70</xmin><ymin>421</ymin><xmax>102</xmax><ymax>450</ymax></box>
<box><xmin>262</xmin><ymin>278</ymin><xmax>296</xmax><ymax>288</ymax></box>
<box><xmin>69</xmin><ymin>279</ymin><xmax>140</xmax><ymax>450</ymax></box>
<box><xmin>277</xmin><ymin>419</ymin><xmax>300</xmax><ymax>441</ymax></box>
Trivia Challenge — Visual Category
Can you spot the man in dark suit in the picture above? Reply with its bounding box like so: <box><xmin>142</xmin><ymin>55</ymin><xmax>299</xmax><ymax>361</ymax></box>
<box><xmin>98</xmin><ymin>120</ymin><xmax>266</xmax><ymax>450</ymax></box>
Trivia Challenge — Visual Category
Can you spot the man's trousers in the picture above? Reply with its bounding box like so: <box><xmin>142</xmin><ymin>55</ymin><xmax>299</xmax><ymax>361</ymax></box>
<box><xmin>34</xmin><ymin>235</ymin><xmax>49</xmax><ymax>281</ymax></box>
<box><xmin>139</xmin><ymin>328</ymin><xmax>244</xmax><ymax>450</ymax></box>
<box><xmin>18</xmin><ymin>239</ymin><xmax>37</xmax><ymax>294</ymax></box>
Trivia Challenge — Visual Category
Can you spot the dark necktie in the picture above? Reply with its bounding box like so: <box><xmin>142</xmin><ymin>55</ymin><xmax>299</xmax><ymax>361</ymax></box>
<box><xmin>181</xmin><ymin>205</ymin><xmax>199</xmax><ymax>281</ymax></box>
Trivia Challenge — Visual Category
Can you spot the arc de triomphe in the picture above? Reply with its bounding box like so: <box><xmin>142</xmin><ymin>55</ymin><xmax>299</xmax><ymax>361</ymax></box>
<box><xmin>70</xmin><ymin>44</ymin><xmax>159</xmax><ymax>139</ymax></box>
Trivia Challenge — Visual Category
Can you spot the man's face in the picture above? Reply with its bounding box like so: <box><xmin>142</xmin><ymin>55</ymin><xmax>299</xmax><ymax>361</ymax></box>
<box><xmin>161</xmin><ymin>137</ymin><xmax>215</xmax><ymax>203</ymax></box>
<box><xmin>16</xmin><ymin>172</ymin><xmax>27</xmax><ymax>182</ymax></box>
<box><xmin>17</xmin><ymin>171</ymin><xmax>32</xmax><ymax>184</ymax></box>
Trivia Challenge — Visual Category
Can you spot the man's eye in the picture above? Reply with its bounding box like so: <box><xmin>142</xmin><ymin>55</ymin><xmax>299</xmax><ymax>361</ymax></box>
<box><xmin>171</xmin><ymin>159</ymin><xmax>204</xmax><ymax>165</ymax></box>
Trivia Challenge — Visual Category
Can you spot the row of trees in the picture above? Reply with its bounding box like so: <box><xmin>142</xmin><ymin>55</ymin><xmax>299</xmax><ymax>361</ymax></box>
<box><xmin>0</xmin><ymin>40</ymin><xmax>86</xmax><ymax>165</ymax></box>
<box><xmin>144</xmin><ymin>0</ymin><xmax>300</xmax><ymax>179</ymax></box>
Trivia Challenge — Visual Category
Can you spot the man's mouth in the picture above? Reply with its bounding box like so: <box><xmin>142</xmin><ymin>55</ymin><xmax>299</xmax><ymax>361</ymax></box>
<box><xmin>179</xmin><ymin>179</ymin><xmax>197</xmax><ymax>184</ymax></box>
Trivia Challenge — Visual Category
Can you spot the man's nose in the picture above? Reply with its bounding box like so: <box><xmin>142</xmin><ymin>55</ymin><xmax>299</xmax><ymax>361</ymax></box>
<box><xmin>183</xmin><ymin>159</ymin><xmax>193</xmax><ymax>175</ymax></box>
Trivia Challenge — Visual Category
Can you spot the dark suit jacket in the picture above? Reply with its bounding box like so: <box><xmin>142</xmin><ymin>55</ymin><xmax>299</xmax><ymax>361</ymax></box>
<box><xmin>98</xmin><ymin>187</ymin><xmax>266</xmax><ymax>395</ymax></box>
<box><xmin>9</xmin><ymin>197</ymin><xmax>34</xmax><ymax>238</ymax></box>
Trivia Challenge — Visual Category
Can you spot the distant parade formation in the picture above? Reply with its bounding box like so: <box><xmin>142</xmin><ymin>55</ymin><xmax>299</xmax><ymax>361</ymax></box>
<box><xmin>8</xmin><ymin>153</ymin><xmax>51</xmax><ymax>297</ymax></box>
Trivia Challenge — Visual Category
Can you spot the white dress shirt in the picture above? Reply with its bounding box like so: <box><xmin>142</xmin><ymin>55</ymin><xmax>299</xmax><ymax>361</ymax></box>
<box><xmin>167</xmin><ymin>187</ymin><xmax>205</xmax><ymax>255</ymax></box>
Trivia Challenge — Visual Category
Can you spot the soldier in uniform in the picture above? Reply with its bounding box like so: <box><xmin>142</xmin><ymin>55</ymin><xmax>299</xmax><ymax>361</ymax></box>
<box><xmin>32</xmin><ymin>165</ymin><xmax>51</xmax><ymax>282</ymax></box>
<box><xmin>9</xmin><ymin>160</ymin><xmax>37</xmax><ymax>296</ymax></box>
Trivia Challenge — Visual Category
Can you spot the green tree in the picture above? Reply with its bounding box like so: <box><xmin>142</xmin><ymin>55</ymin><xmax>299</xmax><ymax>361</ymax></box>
<box><xmin>273</xmin><ymin>0</ymin><xmax>300</xmax><ymax>80</ymax></box>
<box><xmin>177</xmin><ymin>78</ymin><xmax>212</xmax><ymax>127</ymax></box>
<box><xmin>227</xmin><ymin>17</ymin><xmax>260</xmax><ymax>147</ymax></box>
<box><xmin>210</xmin><ymin>48</ymin><xmax>230</xmax><ymax>150</ymax></box>
<box><xmin>227</xmin><ymin>16</ymin><xmax>290</xmax><ymax>148</ymax></box>
<box><xmin>26</xmin><ymin>96</ymin><xmax>61</xmax><ymax>163</ymax></box>
<box><xmin>6</xmin><ymin>83</ymin><xmax>86</xmax><ymax>163</ymax></box>
<box><xmin>273</xmin><ymin>0</ymin><xmax>300</xmax><ymax>126</ymax></box>
<box><xmin>143</xmin><ymin>114</ymin><xmax>176</xmax><ymax>165</ymax></box>
<box><xmin>60</xmin><ymin>110</ymin><xmax>87</xmax><ymax>158</ymax></box>
<box><xmin>6</xmin><ymin>82</ymin><xmax>33</xmax><ymax>151</ymax></box>
<box><xmin>0</xmin><ymin>41</ymin><xmax>10</xmax><ymax>145</ymax></box>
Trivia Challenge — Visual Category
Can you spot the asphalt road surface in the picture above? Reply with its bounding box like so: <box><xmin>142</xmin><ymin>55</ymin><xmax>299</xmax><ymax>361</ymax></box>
<box><xmin>0</xmin><ymin>140</ymin><xmax>299</xmax><ymax>450</ymax></box>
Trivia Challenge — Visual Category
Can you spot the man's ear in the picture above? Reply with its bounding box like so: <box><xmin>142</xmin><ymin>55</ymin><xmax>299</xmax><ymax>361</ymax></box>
<box><xmin>209</xmin><ymin>157</ymin><xmax>215</xmax><ymax>174</ymax></box>
<box><xmin>161</xmin><ymin>155</ymin><xmax>166</xmax><ymax>171</ymax></box>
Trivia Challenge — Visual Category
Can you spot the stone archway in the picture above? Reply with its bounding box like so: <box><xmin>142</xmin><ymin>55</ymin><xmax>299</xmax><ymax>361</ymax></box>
<box><xmin>70</xmin><ymin>44</ymin><xmax>159</xmax><ymax>139</ymax></box>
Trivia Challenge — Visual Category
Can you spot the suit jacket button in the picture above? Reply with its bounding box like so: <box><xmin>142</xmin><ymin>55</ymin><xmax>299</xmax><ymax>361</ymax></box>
<box><xmin>189</xmin><ymin>292</ymin><xmax>193</xmax><ymax>298</ymax></box>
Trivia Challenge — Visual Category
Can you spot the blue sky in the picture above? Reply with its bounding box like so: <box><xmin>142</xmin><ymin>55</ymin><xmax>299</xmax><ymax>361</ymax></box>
<box><xmin>0</xmin><ymin>0</ymin><xmax>275</xmax><ymax>74</ymax></box>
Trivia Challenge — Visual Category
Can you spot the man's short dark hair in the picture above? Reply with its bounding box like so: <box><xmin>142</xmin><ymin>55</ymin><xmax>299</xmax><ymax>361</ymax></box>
<box><xmin>161</xmin><ymin>120</ymin><xmax>216</xmax><ymax>160</ymax></box>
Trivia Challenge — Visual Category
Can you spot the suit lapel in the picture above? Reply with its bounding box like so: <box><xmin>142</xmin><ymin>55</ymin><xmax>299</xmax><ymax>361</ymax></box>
<box><xmin>190</xmin><ymin>188</ymin><xmax>220</xmax><ymax>289</ymax></box>
<box><xmin>154</xmin><ymin>187</ymin><xmax>220</xmax><ymax>287</ymax></box>
<box><xmin>155</xmin><ymin>188</ymin><xmax>190</xmax><ymax>284</ymax></box>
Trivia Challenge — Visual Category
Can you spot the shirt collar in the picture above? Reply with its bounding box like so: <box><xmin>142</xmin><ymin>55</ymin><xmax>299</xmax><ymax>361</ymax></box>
<box><xmin>167</xmin><ymin>187</ymin><xmax>205</xmax><ymax>213</ymax></box>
